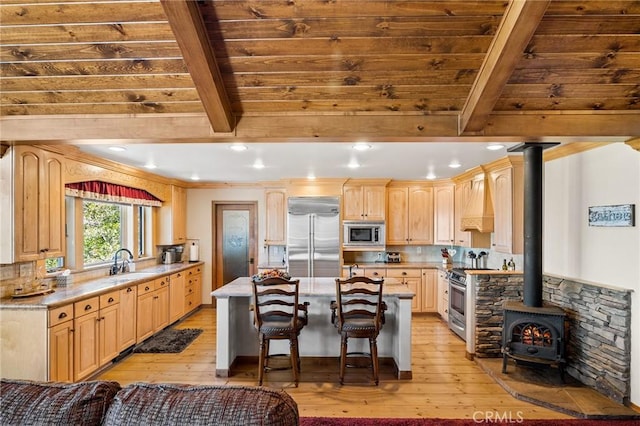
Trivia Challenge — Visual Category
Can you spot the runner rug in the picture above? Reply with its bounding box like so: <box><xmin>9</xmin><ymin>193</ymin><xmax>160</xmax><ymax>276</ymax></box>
<box><xmin>133</xmin><ymin>328</ymin><xmax>203</xmax><ymax>353</ymax></box>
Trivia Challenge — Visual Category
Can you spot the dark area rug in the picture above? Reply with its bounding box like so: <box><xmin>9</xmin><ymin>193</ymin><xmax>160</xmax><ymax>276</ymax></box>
<box><xmin>300</xmin><ymin>418</ymin><xmax>640</xmax><ymax>426</ymax></box>
<box><xmin>133</xmin><ymin>328</ymin><xmax>203</xmax><ymax>353</ymax></box>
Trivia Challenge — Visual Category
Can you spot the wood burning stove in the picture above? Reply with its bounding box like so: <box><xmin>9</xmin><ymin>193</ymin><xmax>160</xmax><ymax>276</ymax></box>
<box><xmin>502</xmin><ymin>143</ymin><xmax>567</xmax><ymax>378</ymax></box>
<box><xmin>502</xmin><ymin>301</ymin><xmax>566</xmax><ymax>378</ymax></box>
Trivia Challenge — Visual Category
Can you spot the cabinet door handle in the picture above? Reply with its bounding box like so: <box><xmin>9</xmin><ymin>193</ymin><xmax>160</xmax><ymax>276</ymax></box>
<box><xmin>372</xmin><ymin>272</ymin><xmax>378</xmax><ymax>276</ymax></box>
<box><xmin>127</xmin><ymin>287</ymin><xmax>133</xmax><ymax>293</ymax></box>
<box><xmin>402</xmin><ymin>272</ymin><xmax>407</xmax><ymax>276</ymax></box>
<box><xmin>145</xmin><ymin>286</ymin><xmax>150</xmax><ymax>291</ymax></box>
<box><xmin>84</xmin><ymin>304</ymin><xmax>92</xmax><ymax>311</ymax></box>
<box><xmin>108</xmin><ymin>297</ymin><xmax>114</xmax><ymax>303</ymax></box>
<box><xmin>58</xmin><ymin>312</ymin><xmax>67</xmax><ymax>320</ymax></box>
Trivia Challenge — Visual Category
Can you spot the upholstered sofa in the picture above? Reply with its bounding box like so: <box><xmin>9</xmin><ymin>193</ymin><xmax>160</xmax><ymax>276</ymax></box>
<box><xmin>0</xmin><ymin>379</ymin><xmax>299</xmax><ymax>426</ymax></box>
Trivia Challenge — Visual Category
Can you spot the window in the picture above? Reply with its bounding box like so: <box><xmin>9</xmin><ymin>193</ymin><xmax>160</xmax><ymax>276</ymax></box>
<box><xmin>83</xmin><ymin>200</ymin><xmax>123</xmax><ymax>266</ymax></box>
<box><xmin>63</xmin><ymin>181</ymin><xmax>158</xmax><ymax>271</ymax></box>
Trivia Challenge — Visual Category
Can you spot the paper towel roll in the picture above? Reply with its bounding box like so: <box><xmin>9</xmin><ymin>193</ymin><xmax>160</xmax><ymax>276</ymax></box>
<box><xmin>189</xmin><ymin>243</ymin><xmax>199</xmax><ymax>262</ymax></box>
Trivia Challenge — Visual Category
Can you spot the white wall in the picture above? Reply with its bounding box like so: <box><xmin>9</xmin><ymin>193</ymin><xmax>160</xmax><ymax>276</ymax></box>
<box><xmin>544</xmin><ymin>143</ymin><xmax>640</xmax><ymax>405</ymax></box>
<box><xmin>185</xmin><ymin>187</ymin><xmax>266</xmax><ymax>305</ymax></box>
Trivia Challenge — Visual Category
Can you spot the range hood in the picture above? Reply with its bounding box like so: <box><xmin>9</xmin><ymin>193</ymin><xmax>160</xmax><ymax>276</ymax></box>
<box><xmin>460</xmin><ymin>171</ymin><xmax>494</xmax><ymax>233</ymax></box>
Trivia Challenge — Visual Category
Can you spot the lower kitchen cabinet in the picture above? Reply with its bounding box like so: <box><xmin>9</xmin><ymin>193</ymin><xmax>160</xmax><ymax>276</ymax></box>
<box><xmin>421</xmin><ymin>269</ymin><xmax>437</xmax><ymax>313</ymax></box>
<box><xmin>48</xmin><ymin>304</ymin><xmax>74</xmax><ymax>382</ymax></box>
<box><xmin>437</xmin><ymin>269</ymin><xmax>449</xmax><ymax>322</ymax></box>
<box><xmin>3</xmin><ymin>264</ymin><xmax>206</xmax><ymax>383</ymax></box>
<box><xmin>73</xmin><ymin>297</ymin><xmax>100</xmax><ymax>381</ymax></box>
<box><xmin>169</xmin><ymin>271</ymin><xmax>185</xmax><ymax>324</ymax></box>
<box><xmin>184</xmin><ymin>265</ymin><xmax>202</xmax><ymax>314</ymax></box>
<box><xmin>98</xmin><ymin>291</ymin><xmax>120</xmax><ymax>367</ymax></box>
<box><xmin>118</xmin><ymin>285</ymin><xmax>137</xmax><ymax>351</ymax></box>
<box><xmin>387</xmin><ymin>268</ymin><xmax>422</xmax><ymax>312</ymax></box>
<box><xmin>137</xmin><ymin>278</ymin><xmax>170</xmax><ymax>343</ymax></box>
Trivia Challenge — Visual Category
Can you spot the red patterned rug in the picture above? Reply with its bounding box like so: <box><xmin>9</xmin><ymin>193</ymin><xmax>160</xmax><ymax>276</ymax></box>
<box><xmin>300</xmin><ymin>418</ymin><xmax>640</xmax><ymax>426</ymax></box>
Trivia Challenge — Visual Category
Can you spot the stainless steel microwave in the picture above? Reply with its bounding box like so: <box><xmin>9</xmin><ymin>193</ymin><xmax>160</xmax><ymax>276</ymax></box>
<box><xmin>343</xmin><ymin>221</ymin><xmax>385</xmax><ymax>247</ymax></box>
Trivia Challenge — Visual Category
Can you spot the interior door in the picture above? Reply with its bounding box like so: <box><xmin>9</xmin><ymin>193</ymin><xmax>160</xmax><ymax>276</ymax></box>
<box><xmin>214</xmin><ymin>203</ymin><xmax>257</xmax><ymax>291</ymax></box>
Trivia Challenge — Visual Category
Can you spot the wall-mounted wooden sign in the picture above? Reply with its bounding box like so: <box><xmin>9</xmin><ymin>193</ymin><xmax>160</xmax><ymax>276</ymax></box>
<box><xmin>588</xmin><ymin>204</ymin><xmax>635</xmax><ymax>227</ymax></box>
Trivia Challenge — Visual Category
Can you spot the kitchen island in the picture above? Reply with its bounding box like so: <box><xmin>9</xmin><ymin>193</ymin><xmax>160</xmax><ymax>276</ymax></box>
<box><xmin>211</xmin><ymin>277</ymin><xmax>415</xmax><ymax>379</ymax></box>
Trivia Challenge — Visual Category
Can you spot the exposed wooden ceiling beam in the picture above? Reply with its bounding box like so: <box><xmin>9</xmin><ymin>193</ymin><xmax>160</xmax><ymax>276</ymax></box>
<box><xmin>1</xmin><ymin>112</ymin><xmax>636</xmax><ymax>142</ymax></box>
<box><xmin>160</xmin><ymin>0</ymin><xmax>234</xmax><ymax>133</ymax></box>
<box><xmin>458</xmin><ymin>0</ymin><xmax>551</xmax><ymax>134</ymax></box>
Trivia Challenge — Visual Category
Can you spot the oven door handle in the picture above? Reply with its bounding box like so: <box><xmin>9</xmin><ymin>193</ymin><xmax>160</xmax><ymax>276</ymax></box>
<box><xmin>449</xmin><ymin>281</ymin><xmax>466</xmax><ymax>292</ymax></box>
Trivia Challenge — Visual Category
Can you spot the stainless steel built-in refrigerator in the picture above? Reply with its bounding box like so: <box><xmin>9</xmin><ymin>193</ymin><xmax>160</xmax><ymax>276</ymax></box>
<box><xmin>287</xmin><ymin>197</ymin><xmax>340</xmax><ymax>277</ymax></box>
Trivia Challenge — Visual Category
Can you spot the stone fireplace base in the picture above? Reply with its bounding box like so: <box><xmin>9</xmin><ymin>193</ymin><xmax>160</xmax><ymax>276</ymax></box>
<box><xmin>472</xmin><ymin>272</ymin><xmax>632</xmax><ymax>405</ymax></box>
<box><xmin>477</xmin><ymin>357</ymin><xmax>640</xmax><ymax>419</ymax></box>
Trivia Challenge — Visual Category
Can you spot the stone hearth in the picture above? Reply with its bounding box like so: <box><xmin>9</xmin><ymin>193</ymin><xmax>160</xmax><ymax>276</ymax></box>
<box><xmin>472</xmin><ymin>273</ymin><xmax>632</xmax><ymax>405</ymax></box>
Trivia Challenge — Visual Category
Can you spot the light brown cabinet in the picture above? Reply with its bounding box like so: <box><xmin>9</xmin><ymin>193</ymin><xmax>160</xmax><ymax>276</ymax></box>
<box><xmin>346</xmin><ymin>267</ymin><xmax>386</xmax><ymax>279</ymax></box>
<box><xmin>265</xmin><ymin>189</ymin><xmax>286</xmax><ymax>245</ymax></box>
<box><xmin>421</xmin><ymin>269</ymin><xmax>438</xmax><ymax>313</ymax></box>
<box><xmin>487</xmin><ymin>157</ymin><xmax>524</xmax><ymax>254</ymax></box>
<box><xmin>433</xmin><ymin>184</ymin><xmax>455</xmax><ymax>245</ymax></box>
<box><xmin>184</xmin><ymin>265</ymin><xmax>203</xmax><ymax>314</ymax></box>
<box><xmin>169</xmin><ymin>271</ymin><xmax>186</xmax><ymax>323</ymax></box>
<box><xmin>136</xmin><ymin>277</ymin><xmax>170</xmax><ymax>343</ymax></box>
<box><xmin>98</xmin><ymin>291</ymin><xmax>120</xmax><ymax>367</ymax></box>
<box><xmin>118</xmin><ymin>286</ymin><xmax>137</xmax><ymax>351</ymax></box>
<box><xmin>343</xmin><ymin>184</ymin><xmax>386</xmax><ymax>221</ymax></box>
<box><xmin>73</xmin><ymin>297</ymin><xmax>100</xmax><ymax>381</ymax></box>
<box><xmin>387</xmin><ymin>268</ymin><xmax>422</xmax><ymax>312</ymax></box>
<box><xmin>437</xmin><ymin>269</ymin><xmax>449</xmax><ymax>321</ymax></box>
<box><xmin>48</xmin><ymin>304</ymin><xmax>74</xmax><ymax>382</ymax></box>
<box><xmin>0</xmin><ymin>146</ymin><xmax>65</xmax><ymax>263</ymax></box>
<box><xmin>158</xmin><ymin>185</ymin><xmax>187</xmax><ymax>245</ymax></box>
<box><xmin>387</xmin><ymin>185</ymin><xmax>433</xmax><ymax>245</ymax></box>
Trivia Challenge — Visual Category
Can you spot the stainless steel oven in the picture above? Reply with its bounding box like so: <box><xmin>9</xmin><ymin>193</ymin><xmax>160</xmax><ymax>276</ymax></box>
<box><xmin>448</xmin><ymin>269</ymin><xmax>467</xmax><ymax>341</ymax></box>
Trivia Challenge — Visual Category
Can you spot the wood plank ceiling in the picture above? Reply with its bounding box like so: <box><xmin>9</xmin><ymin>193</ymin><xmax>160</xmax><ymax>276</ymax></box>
<box><xmin>1</xmin><ymin>0</ymin><xmax>639</xmax><ymax>142</ymax></box>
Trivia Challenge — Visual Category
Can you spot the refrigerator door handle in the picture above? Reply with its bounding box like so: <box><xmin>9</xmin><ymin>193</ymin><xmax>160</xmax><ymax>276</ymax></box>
<box><xmin>308</xmin><ymin>214</ymin><xmax>314</xmax><ymax>277</ymax></box>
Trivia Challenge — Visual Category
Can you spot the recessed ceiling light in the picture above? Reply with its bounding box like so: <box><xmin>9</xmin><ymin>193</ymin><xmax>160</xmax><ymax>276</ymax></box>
<box><xmin>307</xmin><ymin>174</ymin><xmax>316</xmax><ymax>180</ymax></box>
<box><xmin>109</xmin><ymin>146</ymin><xmax>126</xmax><ymax>152</ymax></box>
<box><xmin>353</xmin><ymin>143</ymin><xmax>372</xmax><ymax>151</ymax></box>
<box><xmin>230</xmin><ymin>144</ymin><xmax>248</xmax><ymax>152</ymax></box>
<box><xmin>144</xmin><ymin>163</ymin><xmax>157</xmax><ymax>169</ymax></box>
<box><xmin>448</xmin><ymin>161</ymin><xmax>461</xmax><ymax>169</ymax></box>
<box><xmin>425</xmin><ymin>173</ymin><xmax>436</xmax><ymax>180</ymax></box>
<box><xmin>486</xmin><ymin>144</ymin><xmax>505</xmax><ymax>151</ymax></box>
<box><xmin>348</xmin><ymin>161</ymin><xmax>360</xmax><ymax>169</ymax></box>
<box><xmin>253</xmin><ymin>161</ymin><xmax>265</xmax><ymax>169</ymax></box>
<box><xmin>191</xmin><ymin>175</ymin><xmax>200</xmax><ymax>181</ymax></box>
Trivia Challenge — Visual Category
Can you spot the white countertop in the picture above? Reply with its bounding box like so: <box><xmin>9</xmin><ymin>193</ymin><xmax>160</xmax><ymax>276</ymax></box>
<box><xmin>212</xmin><ymin>276</ymin><xmax>413</xmax><ymax>299</ymax></box>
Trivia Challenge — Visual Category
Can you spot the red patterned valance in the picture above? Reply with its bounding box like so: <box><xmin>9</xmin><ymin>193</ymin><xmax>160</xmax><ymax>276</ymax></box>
<box><xmin>65</xmin><ymin>181</ymin><xmax>162</xmax><ymax>207</ymax></box>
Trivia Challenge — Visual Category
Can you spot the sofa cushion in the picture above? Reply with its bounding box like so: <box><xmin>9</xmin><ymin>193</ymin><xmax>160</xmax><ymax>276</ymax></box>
<box><xmin>103</xmin><ymin>383</ymin><xmax>299</xmax><ymax>426</ymax></box>
<box><xmin>0</xmin><ymin>379</ymin><xmax>121</xmax><ymax>426</ymax></box>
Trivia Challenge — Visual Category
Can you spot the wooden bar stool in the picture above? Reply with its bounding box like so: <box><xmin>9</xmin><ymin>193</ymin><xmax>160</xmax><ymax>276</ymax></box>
<box><xmin>251</xmin><ymin>276</ymin><xmax>309</xmax><ymax>386</ymax></box>
<box><xmin>331</xmin><ymin>276</ymin><xmax>384</xmax><ymax>385</ymax></box>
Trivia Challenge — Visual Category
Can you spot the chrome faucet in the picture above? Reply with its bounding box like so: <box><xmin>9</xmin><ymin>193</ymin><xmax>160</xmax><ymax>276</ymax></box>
<box><xmin>348</xmin><ymin>263</ymin><xmax>359</xmax><ymax>278</ymax></box>
<box><xmin>110</xmin><ymin>248</ymin><xmax>134</xmax><ymax>275</ymax></box>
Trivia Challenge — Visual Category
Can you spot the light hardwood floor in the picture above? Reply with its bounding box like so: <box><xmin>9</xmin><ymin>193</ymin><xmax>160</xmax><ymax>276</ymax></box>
<box><xmin>95</xmin><ymin>306</ymin><xmax>571</xmax><ymax>420</ymax></box>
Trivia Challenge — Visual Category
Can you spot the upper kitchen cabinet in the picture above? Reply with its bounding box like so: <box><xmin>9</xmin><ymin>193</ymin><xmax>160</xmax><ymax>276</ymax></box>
<box><xmin>387</xmin><ymin>184</ymin><xmax>433</xmax><ymax>245</ymax></box>
<box><xmin>452</xmin><ymin>169</ymin><xmax>491</xmax><ymax>249</ymax></box>
<box><xmin>264</xmin><ymin>189</ymin><xmax>286</xmax><ymax>245</ymax></box>
<box><xmin>0</xmin><ymin>146</ymin><xmax>65</xmax><ymax>263</ymax></box>
<box><xmin>158</xmin><ymin>185</ymin><xmax>187</xmax><ymax>245</ymax></box>
<box><xmin>487</xmin><ymin>157</ymin><xmax>524</xmax><ymax>254</ymax></box>
<box><xmin>343</xmin><ymin>180</ymin><xmax>387</xmax><ymax>221</ymax></box>
<box><xmin>433</xmin><ymin>183</ymin><xmax>455</xmax><ymax>245</ymax></box>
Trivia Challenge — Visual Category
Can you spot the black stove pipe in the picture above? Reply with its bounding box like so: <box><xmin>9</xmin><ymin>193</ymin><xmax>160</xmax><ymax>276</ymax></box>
<box><xmin>508</xmin><ymin>142</ymin><xmax>559</xmax><ymax>307</ymax></box>
<box><xmin>522</xmin><ymin>145</ymin><xmax>543</xmax><ymax>307</ymax></box>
